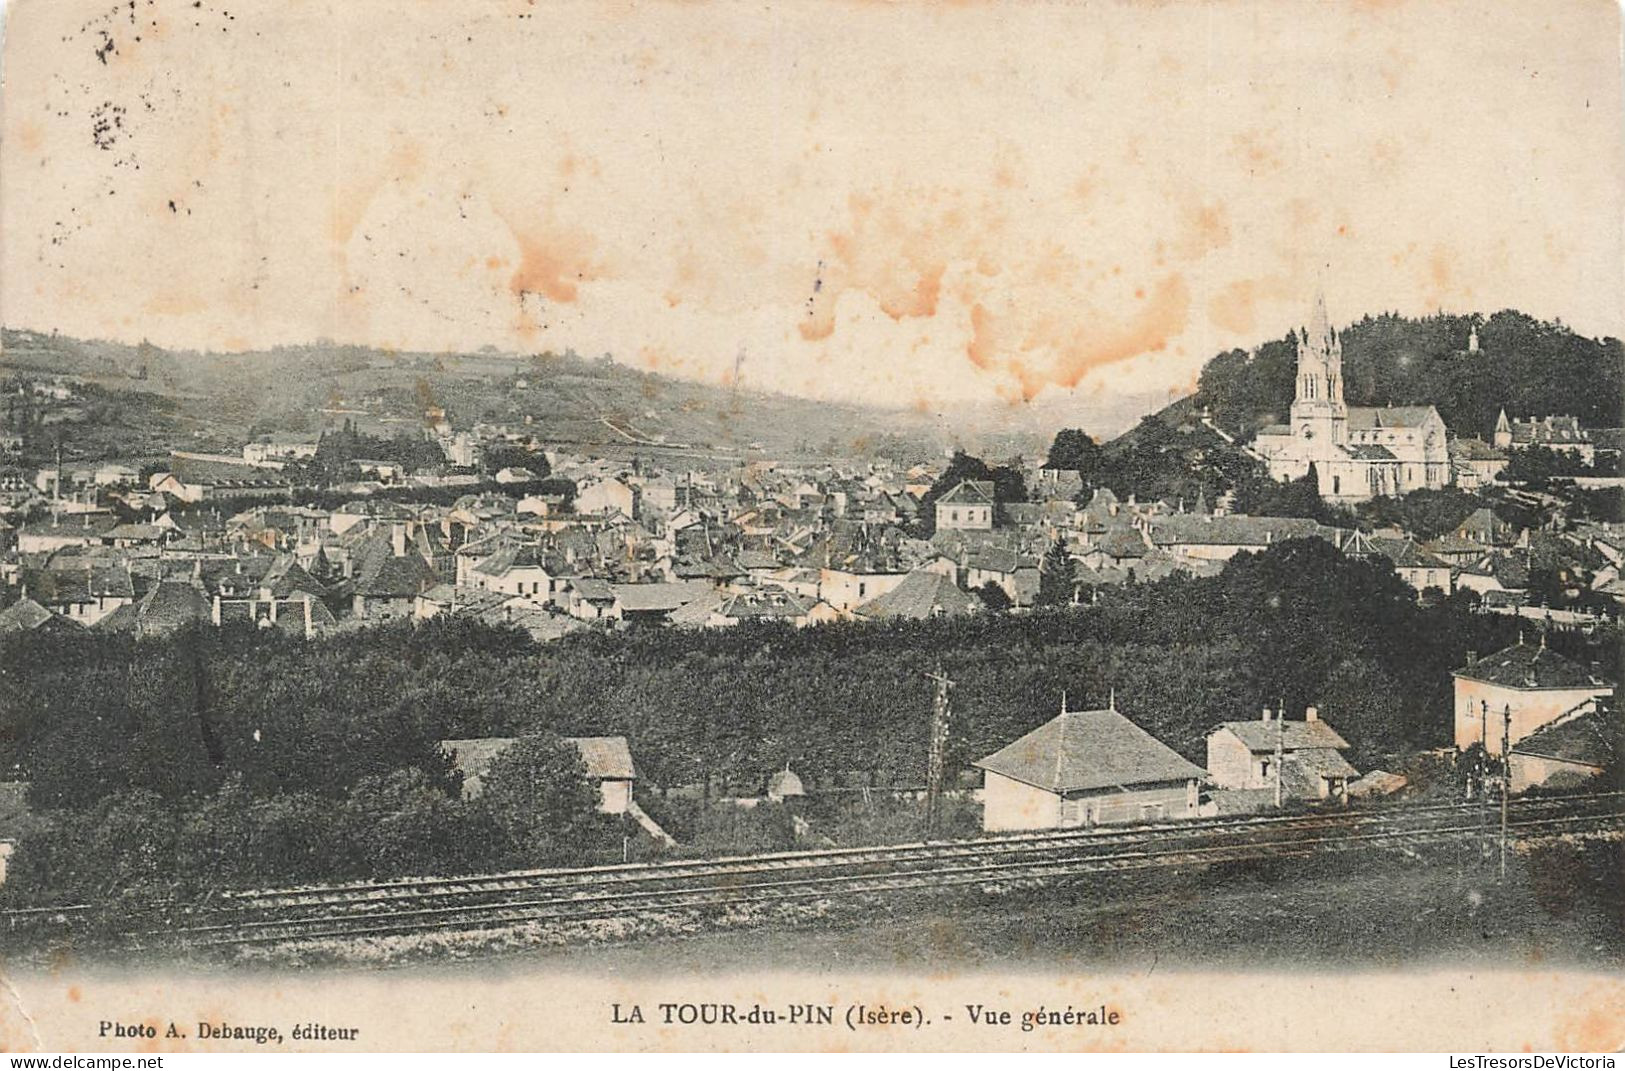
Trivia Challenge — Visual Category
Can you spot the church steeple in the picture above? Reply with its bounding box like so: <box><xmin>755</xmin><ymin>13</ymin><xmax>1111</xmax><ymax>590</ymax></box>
<box><xmin>1290</xmin><ymin>290</ymin><xmax>1347</xmax><ymax>445</ymax></box>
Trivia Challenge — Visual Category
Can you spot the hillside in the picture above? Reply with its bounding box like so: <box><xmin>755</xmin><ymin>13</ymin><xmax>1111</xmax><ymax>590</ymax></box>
<box><xmin>1193</xmin><ymin>310</ymin><xmax>1623</xmax><ymax>442</ymax></box>
<box><xmin>0</xmin><ymin>329</ymin><xmax>960</xmax><ymax>465</ymax></box>
<box><xmin>1083</xmin><ymin>309</ymin><xmax>1624</xmax><ymax>507</ymax></box>
<box><xmin>1</xmin><ymin>329</ymin><xmax>1167</xmax><ymax>466</ymax></box>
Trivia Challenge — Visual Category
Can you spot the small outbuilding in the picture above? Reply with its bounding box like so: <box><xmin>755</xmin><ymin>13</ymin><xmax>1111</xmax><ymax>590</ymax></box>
<box><xmin>441</xmin><ymin>735</ymin><xmax>638</xmax><ymax>815</ymax></box>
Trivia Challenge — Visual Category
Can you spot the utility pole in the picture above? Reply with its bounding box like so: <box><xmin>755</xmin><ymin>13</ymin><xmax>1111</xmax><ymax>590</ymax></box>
<box><xmin>923</xmin><ymin>665</ymin><xmax>954</xmax><ymax>839</ymax></box>
<box><xmin>1478</xmin><ymin>699</ymin><xmax>1490</xmax><ymax>858</ymax></box>
<box><xmin>1499</xmin><ymin>703</ymin><xmax>1512</xmax><ymax>880</ymax></box>
<box><xmin>1273</xmin><ymin>699</ymin><xmax>1285</xmax><ymax>809</ymax></box>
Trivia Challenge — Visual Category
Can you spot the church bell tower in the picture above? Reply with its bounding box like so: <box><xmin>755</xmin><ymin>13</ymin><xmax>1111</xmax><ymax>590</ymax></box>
<box><xmin>1289</xmin><ymin>291</ymin><xmax>1347</xmax><ymax>447</ymax></box>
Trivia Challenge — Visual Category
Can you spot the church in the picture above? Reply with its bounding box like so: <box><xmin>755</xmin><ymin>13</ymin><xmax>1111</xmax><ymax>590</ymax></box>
<box><xmin>1252</xmin><ymin>296</ymin><xmax>1451</xmax><ymax>502</ymax></box>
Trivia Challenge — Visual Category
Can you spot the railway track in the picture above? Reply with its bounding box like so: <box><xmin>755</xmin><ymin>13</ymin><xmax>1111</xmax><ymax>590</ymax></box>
<box><xmin>12</xmin><ymin>791</ymin><xmax>1622</xmax><ymax>953</ymax></box>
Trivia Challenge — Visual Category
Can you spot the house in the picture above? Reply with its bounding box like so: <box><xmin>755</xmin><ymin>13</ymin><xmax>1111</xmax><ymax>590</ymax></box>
<box><xmin>818</xmin><ymin>564</ymin><xmax>909</xmax><ymax>612</ymax></box>
<box><xmin>1449</xmin><ymin>436</ymin><xmax>1510</xmax><ymax>489</ymax></box>
<box><xmin>1456</xmin><ymin>551</ymin><xmax>1530</xmax><ymax>600</ymax></box>
<box><xmin>1341</xmin><ymin>531</ymin><xmax>1452</xmax><ymax>595</ymax></box>
<box><xmin>1454</xmin><ymin>507</ymin><xmax>1516</xmax><ymax>548</ymax></box>
<box><xmin>16</xmin><ymin>515</ymin><xmax>118</xmax><ymax>554</ymax></box>
<box><xmin>853</xmin><ymin>569</ymin><xmax>979</xmax><ymax>621</ymax></box>
<box><xmin>468</xmin><ymin>544</ymin><xmax>552</xmax><ymax>600</ymax></box>
<box><xmin>150</xmin><ymin>457</ymin><xmax>293</xmax><ymax>503</ymax></box>
<box><xmin>0</xmin><ymin>597</ymin><xmax>79</xmax><ymax>635</ymax></box>
<box><xmin>934</xmin><ymin>480</ymin><xmax>995</xmax><ymax>531</ymax></box>
<box><xmin>1494</xmin><ymin>411</ymin><xmax>1595</xmax><ymax>465</ymax></box>
<box><xmin>707</xmin><ymin>589</ymin><xmax>840</xmax><ymax>629</ymax></box>
<box><xmin>440</xmin><ymin>735</ymin><xmax>638</xmax><ymax>815</ymax></box>
<box><xmin>1206</xmin><ymin>706</ymin><xmax>1359</xmax><ymax>803</ymax></box>
<box><xmin>973</xmin><ymin>698</ymin><xmax>1206</xmax><ymax>831</ymax></box>
<box><xmin>494</xmin><ymin>466</ymin><xmax>537</xmax><ymax>485</ymax></box>
<box><xmin>1147</xmin><ymin>514</ymin><xmax>1335</xmax><ymax>562</ymax></box>
<box><xmin>561</xmin><ymin>576</ymin><xmax>621</xmax><ymax>620</ymax></box>
<box><xmin>1507</xmin><ymin>697</ymin><xmax>1617</xmax><ymax>793</ymax></box>
<box><xmin>611</xmin><ymin>579</ymin><xmax>715</xmax><ymax>625</ymax></box>
<box><xmin>242</xmin><ymin>432</ymin><xmax>319</xmax><ymax>466</ymax></box>
<box><xmin>1452</xmin><ymin>640</ymin><xmax>1615</xmax><ymax>755</ymax></box>
<box><xmin>962</xmin><ymin>547</ymin><xmax>1041</xmax><ymax>606</ymax></box>
<box><xmin>97</xmin><ymin>578</ymin><xmax>213</xmax><ymax>637</ymax></box>
<box><xmin>22</xmin><ymin>563</ymin><xmax>135</xmax><ymax>626</ymax></box>
<box><xmin>344</xmin><ymin>526</ymin><xmax>440</xmax><ymax>618</ymax></box>
<box><xmin>576</xmin><ymin>478</ymin><xmax>636</xmax><ymax>517</ymax></box>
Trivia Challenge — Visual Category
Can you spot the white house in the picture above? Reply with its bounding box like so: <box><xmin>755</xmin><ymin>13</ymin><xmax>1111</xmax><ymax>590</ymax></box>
<box><xmin>935</xmin><ymin>480</ymin><xmax>995</xmax><ymax>531</ymax></box>
<box><xmin>974</xmin><ymin>698</ymin><xmax>1206</xmax><ymax>831</ymax></box>
<box><xmin>1206</xmin><ymin>707</ymin><xmax>1359</xmax><ymax>802</ymax></box>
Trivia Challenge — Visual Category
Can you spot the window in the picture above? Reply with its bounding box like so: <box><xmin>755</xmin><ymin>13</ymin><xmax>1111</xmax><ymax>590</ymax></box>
<box><xmin>858</xmin><ymin>582</ymin><xmax>867</xmax><ymax>598</ymax></box>
<box><xmin>1332</xmin><ymin>475</ymin><xmax>1340</xmax><ymax>495</ymax></box>
<box><xmin>1260</xmin><ymin>758</ymin><xmax>1272</xmax><ymax>779</ymax></box>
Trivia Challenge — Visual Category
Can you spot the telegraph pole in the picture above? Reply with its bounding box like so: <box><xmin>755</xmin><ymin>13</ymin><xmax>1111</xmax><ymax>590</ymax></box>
<box><xmin>1478</xmin><ymin>699</ymin><xmax>1490</xmax><ymax>858</ymax></box>
<box><xmin>1273</xmin><ymin>699</ymin><xmax>1285</xmax><ymax>809</ymax></box>
<box><xmin>923</xmin><ymin>666</ymin><xmax>954</xmax><ymax>839</ymax></box>
<box><xmin>1499</xmin><ymin>704</ymin><xmax>1511</xmax><ymax>880</ymax></box>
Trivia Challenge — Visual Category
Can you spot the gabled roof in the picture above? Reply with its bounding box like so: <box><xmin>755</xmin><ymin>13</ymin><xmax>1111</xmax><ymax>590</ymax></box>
<box><xmin>1214</xmin><ymin>717</ymin><xmax>1351</xmax><ymax>753</ymax></box>
<box><xmin>1347</xmin><ymin>406</ymin><xmax>1439</xmax><ymax>429</ymax></box>
<box><xmin>937</xmin><ymin>480</ymin><xmax>995</xmax><ymax>506</ymax></box>
<box><xmin>1453</xmin><ymin>642</ymin><xmax>1613</xmax><ymax>690</ymax></box>
<box><xmin>974</xmin><ymin>708</ymin><xmax>1206</xmax><ymax>794</ymax></box>
<box><xmin>1343</xmin><ymin>532</ymin><xmax>1449</xmax><ymax>570</ymax></box>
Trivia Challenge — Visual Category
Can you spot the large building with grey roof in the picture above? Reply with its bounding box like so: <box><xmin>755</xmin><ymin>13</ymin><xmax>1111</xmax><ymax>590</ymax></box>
<box><xmin>1251</xmin><ymin>295</ymin><xmax>1452</xmax><ymax>502</ymax></box>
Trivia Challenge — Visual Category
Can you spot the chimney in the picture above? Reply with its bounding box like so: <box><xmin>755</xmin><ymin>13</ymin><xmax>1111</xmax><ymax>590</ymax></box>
<box><xmin>211</xmin><ymin>593</ymin><xmax>221</xmax><ymax>627</ymax></box>
<box><xmin>303</xmin><ymin>595</ymin><xmax>313</xmax><ymax>639</ymax></box>
<box><xmin>1466</xmin><ymin>649</ymin><xmax>1478</xmax><ymax>667</ymax></box>
<box><xmin>1261</xmin><ymin>706</ymin><xmax>1273</xmax><ymax>722</ymax></box>
<box><xmin>1304</xmin><ymin>705</ymin><xmax>1319</xmax><ymax>722</ymax></box>
<box><xmin>392</xmin><ymin>523</ymin><xmax>406</xmax><ymax>558</ymax></box>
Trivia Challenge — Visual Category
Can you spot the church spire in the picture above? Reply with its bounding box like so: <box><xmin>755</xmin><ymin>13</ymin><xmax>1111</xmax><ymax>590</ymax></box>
<box><xmin>1309</xmin><ymin>288</ymin><xmax>1332</xmax><ymax>347</ymax></box>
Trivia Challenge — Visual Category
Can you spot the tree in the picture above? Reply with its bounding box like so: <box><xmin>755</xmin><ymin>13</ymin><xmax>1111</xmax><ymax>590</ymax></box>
<box><xmin>340</xmin><ymin>767</ymin><xmax>486</xmax><ymax>878</ymax></box>
<box><xmin>975</xmin><ymin>582</ymin><xmax>1013</xmax><ymax>613</ymax></box>
<box><xmin>1036</xmin><ymin>539</ymin><xmax>1077</xmax><ymax>607</ymax></box>
<box><xmin>1043</xmin><ymin>428</ymin><xmax>1103</xmax><ymax>475</ymax></box>
<box><xmin>476</xmin><ymin>734</ymin><xmax>618</xmax><ymax>866</ymax></box>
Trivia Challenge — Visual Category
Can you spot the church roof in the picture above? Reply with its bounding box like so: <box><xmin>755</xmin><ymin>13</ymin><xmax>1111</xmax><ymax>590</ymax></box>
<box><xmin>1347</xmin><ymin>406</ymin><xmax>1438</xmax><ymax>429</ymax></box>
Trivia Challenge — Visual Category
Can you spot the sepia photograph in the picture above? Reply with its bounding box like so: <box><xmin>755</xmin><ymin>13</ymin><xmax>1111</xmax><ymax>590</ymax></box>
<box><xmin>0</xmin><ymin>0</ymin><xmax>1621</xmax><ymax>1054</ymax></box>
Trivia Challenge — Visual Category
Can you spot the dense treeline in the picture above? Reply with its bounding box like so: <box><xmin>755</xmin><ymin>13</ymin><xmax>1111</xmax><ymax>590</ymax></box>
<box><xmin>6</xmin><ymin>542</ymin><xmax>1579</xmax><ymax>803</ymax></box>
<box><xmin>1197</xmin><ymin>311</ymin><xmax>1624</xmax><ymax>441</ymax></box>
<box><xmin>10</xmin><ymin>538</ymin><xmax>1620</xmax><ymax>902</ymax></box>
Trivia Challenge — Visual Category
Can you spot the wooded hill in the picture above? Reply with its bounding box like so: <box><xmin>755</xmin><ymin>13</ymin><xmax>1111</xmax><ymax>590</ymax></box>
<box><xmin>1194</xmin><ymin>310</ymin><xmax>1623</xmax><ymax>442</ymax></box>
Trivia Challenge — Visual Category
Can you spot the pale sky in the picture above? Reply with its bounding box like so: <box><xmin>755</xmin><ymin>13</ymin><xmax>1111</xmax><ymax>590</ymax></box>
<box><xmin>2</xmin><ymin>0</ymin><xmax>1621</xmax><ymax>409</ymax></box>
